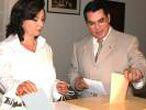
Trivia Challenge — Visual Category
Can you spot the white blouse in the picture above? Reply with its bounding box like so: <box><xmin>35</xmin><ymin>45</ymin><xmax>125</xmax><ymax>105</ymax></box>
<box><xmin>0</xmin><ymin>35</ymin><xmax>61</xmax><ymax>103</ymax></box>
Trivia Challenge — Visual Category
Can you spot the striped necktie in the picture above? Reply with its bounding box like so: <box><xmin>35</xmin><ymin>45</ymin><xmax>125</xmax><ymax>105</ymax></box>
<box><xmin>95</xmin><ymin>39</ymin><xmax>103</xmax><ymax>62</ymax></box>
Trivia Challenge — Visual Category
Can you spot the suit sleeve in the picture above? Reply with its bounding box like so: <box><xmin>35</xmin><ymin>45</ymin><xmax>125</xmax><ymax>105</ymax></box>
<box><xmin>44</xmin><ymin>43</ymin><xmax>62</xmax><ymax>101</ymax></box>
<box><xmin>68</xmin><ymin>43</ymin><xmax>81</xmax><ymax>89</ymax></box>
<box><xmin>128</xmin><ymin>37</ymin><xmax>146</xmax><ymax>79</ymax></box>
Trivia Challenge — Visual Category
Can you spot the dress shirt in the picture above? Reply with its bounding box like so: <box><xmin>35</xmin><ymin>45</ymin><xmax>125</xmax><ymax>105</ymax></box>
<box><xmin>93</xmin><ymin>27</ymin><xmax>111</xmax><ymax>57</ymax></box>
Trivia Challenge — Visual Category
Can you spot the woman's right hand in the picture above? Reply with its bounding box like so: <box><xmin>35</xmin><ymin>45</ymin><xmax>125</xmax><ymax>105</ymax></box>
<box><xmin>16</xmin><ymin>80</ymin><xmax>38</xmax><ymax>97</ymax></box>
<box><xmin>75</xmin><ymin>77</ymin><xmax>88</xmax><ymax>91</ymax></box>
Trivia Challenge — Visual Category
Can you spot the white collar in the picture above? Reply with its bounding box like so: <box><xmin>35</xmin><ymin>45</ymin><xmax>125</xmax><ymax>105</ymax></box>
<box><xmin>6</xmin><ymin>34</ymin><xmax>46</xmax><ymax>52</ymax></box>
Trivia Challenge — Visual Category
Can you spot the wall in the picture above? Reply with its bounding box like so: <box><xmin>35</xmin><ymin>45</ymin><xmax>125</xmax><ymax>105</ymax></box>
<box><xmin>123</xmin><ymin>0</ymin><xmax>146</xmax><ymax>56</ymax></box>
<box><xmin>42</xmin><ymin>0</ymin><xmax>90</xmax><ymax>81</ymax></box>
<box><xmin>0</xmin><ymin>0</ymin><xmax>18</xmax><ymax>40</ymax></box>
<box><xmin>0</xmin><ymin>0</ymin><xmax>4</xmax><ymax>40</ymax></box>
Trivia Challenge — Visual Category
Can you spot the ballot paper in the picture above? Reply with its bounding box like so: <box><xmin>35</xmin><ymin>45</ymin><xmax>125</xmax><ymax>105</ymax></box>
<box><xmin>21</xmin><ymin>89</ymin><xmax>89</xmax><ymax>110</ymax></box>
<box><xmin>110</xmin><ymin>73</ymin><xmax>129</xmax><ymax>103</ymax></box>
<box><xmin>21</xmin><ymin>89</ymin><xmax>52</xmax><ymax>110</ymax></box>
<box><xmin>82</xmin><ymin>78</ymin><xmax>107</xmax><ymax>97</ymax></box>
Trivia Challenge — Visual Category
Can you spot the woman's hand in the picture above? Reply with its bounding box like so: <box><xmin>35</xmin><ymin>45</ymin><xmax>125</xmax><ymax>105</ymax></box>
<box><xmin>16</xmin><ymin>80</ymin><xmax>38</xmax><ymax>97</ymax></box>
<box><xmin>56</xmin><ymin>81</ymin><xmax>69</xmax><ymax>95</ymax></box>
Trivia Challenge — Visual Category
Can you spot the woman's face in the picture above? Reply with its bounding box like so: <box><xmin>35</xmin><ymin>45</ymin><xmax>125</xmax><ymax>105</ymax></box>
<box><xmin>22</xmin><ymin>9</ymin><xmax>45</xmax><ymax>37</ymax></box>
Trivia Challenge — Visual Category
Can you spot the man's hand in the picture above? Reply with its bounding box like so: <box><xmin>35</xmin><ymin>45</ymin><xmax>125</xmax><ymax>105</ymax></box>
<box><xmin>16</xmin><ymin>80</ymin><xmax>38</xmax><ymax>96</ymax></box>
<box><xmin>56</xmin><ymin>81</ymin><xmax>69</xmax><ymax>95</ymax></box>
<box><xmin>74</xmin><ymin>77</ymin><xmax>88</xmax><ymax>91</ymax></box>
<box><xmin>124</xmin><ymin>67</ymin><xmax>143</xmax><ymax>82</ymax></box>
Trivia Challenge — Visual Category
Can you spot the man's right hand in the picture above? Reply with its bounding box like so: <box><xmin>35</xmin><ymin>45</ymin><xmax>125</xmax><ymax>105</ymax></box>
<box><xmin>75</xmin><ymin>77</ymin><xmax>88</xmax><ymax>91</ymax></box>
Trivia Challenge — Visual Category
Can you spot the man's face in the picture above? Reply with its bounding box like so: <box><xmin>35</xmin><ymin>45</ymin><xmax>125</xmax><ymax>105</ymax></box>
<box><xmin>86</xmin><ymin>9</ymin><xmax>110</xmax><ymax>39</ymax></box>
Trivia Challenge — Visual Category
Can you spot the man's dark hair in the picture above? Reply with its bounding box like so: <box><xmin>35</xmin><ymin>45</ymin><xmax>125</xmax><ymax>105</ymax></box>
<box><xmin>83</xmin><ymin>0</ymin><xmax>110</xmax><ymax>23</ymax></box>
<box><xmin>6</xmin><ymin>0</ymin><xmax>45</xmax><ymax>41</ymax></box>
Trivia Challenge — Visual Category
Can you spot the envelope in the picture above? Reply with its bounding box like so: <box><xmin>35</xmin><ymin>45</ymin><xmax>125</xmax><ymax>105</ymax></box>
<box><xmin>110</xmin><ymin>73</ymin><xmax>129</xmax><ymax>103</ymax></box>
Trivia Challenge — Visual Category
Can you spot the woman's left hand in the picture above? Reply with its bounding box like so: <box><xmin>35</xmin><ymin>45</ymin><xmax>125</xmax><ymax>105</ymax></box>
<box><xmin>56</xmin><ymin>81</ymin><xmax>69</xmax><ymax>95</ymax></box>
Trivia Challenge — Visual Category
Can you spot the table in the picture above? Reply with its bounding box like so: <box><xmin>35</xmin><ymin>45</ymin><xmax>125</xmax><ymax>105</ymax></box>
<box><xmin>66</xmin><ymin>96</ymin><xmax>146</xmax><ymax>110</ymax></box>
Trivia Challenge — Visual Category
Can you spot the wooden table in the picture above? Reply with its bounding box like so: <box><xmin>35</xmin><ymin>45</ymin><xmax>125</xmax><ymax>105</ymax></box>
<box><xmin>67</xmin><ymin>96</ymin><xmax>146</xmax><ymax>110</ymax></box>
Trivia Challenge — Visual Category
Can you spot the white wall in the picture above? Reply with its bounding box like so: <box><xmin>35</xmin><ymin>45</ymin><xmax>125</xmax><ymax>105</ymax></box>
<box><xmin>0</xmin><ymin>0</ymin><xmax>18</xmax><ymax>40</ymax></box>
<box><xmin>123</xmin><ymin>0</ymin><xmax>146</xmax><ymax>55</ymax></box>
<box><xmin>0</xmin><ymin>0</ymin><xmax>5</xmax><ymax>40</ymax></box>
<box><xmin>42</xmin><ymin>0</ymin><xmax>90</xmax><ymax>81</ymax></box>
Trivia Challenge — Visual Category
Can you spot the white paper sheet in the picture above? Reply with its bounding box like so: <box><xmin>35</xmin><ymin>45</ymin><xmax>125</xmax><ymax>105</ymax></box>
<box><xmin>21</xmin><ymin>89</ymin><xmax>52</xmax><ymax>110</ymax></box>
<box><xmin>82</xmin><ymin>78</ymin><xmax>107</xmax><ymax>97</ymax></box>
<box><xmin>21</xmin><ymin>89</ymin><xmax>89</xmax><ymax>110</ymax></box>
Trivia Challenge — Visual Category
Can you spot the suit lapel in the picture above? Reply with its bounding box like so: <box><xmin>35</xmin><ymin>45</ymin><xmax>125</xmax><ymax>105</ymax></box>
<box><xmin>82</xmin><ymin>37</ymin><xmax>95</xmax><ymax>64</ymax></box>
<box><xmin>98</xmin><ymin>29</ymin><xmax>117</xmax><ymax>63</ymax></box>
<box><xmin>82</xmin><ymin>29</ymin><xmax>117</xmax><ymax>65</ymax></box>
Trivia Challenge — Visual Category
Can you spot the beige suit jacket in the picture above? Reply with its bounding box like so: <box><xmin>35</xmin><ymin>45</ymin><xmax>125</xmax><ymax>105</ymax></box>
<box><xmin>69</xmin><ymin>28</ymin><xmax>146</xmax><ymax>97</ymax></box>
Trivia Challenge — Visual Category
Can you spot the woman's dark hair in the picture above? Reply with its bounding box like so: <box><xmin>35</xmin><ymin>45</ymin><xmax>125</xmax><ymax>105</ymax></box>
<box><xmin>6</xmin><ymin>0</ymin><xmax>45</xmax><ymax>41</ymax></box>
<box><xmin>83</xmin><ymin>0</ymin><xmax>110</xmax><ymax>23</ymax></box>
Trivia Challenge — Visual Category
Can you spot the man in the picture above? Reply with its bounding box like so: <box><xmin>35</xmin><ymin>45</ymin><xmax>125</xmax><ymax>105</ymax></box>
<box><xmin>68</xmin><ymin>0</ymin><xmax>146</xmax><ymax>98</ymax></box>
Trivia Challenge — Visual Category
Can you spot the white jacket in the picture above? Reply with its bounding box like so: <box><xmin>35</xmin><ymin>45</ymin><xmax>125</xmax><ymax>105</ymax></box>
<box><xmin>0</xmin><ymin>35</ymin><xmax>61</xmax><ymax>109</ymax></box>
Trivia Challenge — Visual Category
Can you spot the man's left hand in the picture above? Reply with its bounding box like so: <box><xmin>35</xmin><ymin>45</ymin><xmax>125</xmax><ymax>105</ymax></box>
<box><xmin>124</xmin><ymin>67</ymin><xmax>143</xmax><ymax>82</ymax></box>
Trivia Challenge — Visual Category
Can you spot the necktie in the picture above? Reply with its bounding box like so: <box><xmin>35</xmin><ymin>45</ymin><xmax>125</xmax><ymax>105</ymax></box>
<box><xmin>95</xmin><ymin>39</ymin><xmax>103</xmax><ymax>62</ymax></box>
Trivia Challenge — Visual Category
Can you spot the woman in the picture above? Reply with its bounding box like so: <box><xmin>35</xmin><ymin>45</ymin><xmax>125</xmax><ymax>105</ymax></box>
<box><xmin>0</xmin><ymin>0</ymin><xmax>68</xmax><ymax>108</ymax></box>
